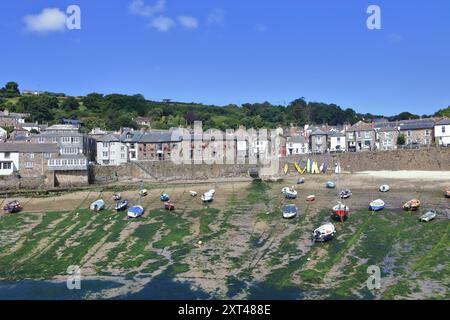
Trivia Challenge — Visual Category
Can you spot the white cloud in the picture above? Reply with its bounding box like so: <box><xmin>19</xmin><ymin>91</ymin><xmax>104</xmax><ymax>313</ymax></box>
<box><xmin>23</xmin><ymin>8</ymin><xmax>67</xmax><ymax>33</ymax></box>
<box><xmin>207</xmin><ymin>8</ymin><xmax>225</xmax><ymax>25</ymax></box>
<box><xmin>151</xmin><ymin>15</ymin><xmax>175</xmax><ymax>31</ymax></box>
<box><xmin>178</xmin><ymin>16</ymin><xmax>198</xmax><ymax>29</ymax></box>
<box><xmin>129</xmin><ymin>0</ymin><xmax>165</xmax><ymax>17</ymax></box>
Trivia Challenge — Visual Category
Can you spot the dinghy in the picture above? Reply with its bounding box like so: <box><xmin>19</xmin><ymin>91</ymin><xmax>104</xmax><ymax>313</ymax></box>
<box><xmin>160</xmin><ymin>193</ymin><xmax>170</xmax><ymax>202</ymax></box>
<box><xmin>115</xmin><ymin>199</ymin><xmax>128</xmax><ymax>211</ymax></box>
<box><xmin>282</xmin><ymin>187</ymin><xmax>298</xmax><ymax>199</ymax></box>
<box><xmin>190</xmin><ymin>191</ymin><xmax>198</xmax><ymax>197</ymax></box>
<box><xmin>297</xmin><ymin>178</ymin><xmax>305</xmax><ymax>184</ymax></box>
<box><xmin>282</xmin><ymin>204</ymin><xmax>298</xmax><ymax>219</ymax></box>
<box><xmin>445</xmin><ymin>187</ymin><xmax>450</xmax><ymax>198</ymax></box>
<box><xmin>379</xmin><ymin>185</ymin><xmax>390</xmax><ymax>192</ymax></box>
<box><xmin>326</xmin><ymin>181</ymin><xmax>336</xmax><ymax>189</ymax></box>
<box><xmin>332</xmin><ymin>202</ymin><xmax>349</xmax><ymax>221</ymax></box>
<box><xmin>313</xmin><ymin>223</ymin><xmax>336</xmax><ymax>242</ymax></box>
<box><xmin>90</xmin><ymin>199</ymin><xmax>105</xmax><ymax>212</ymax></box>
<box><xmin>3</xmin><ymin>200</ymin><xmax>22</xmax><ymax>213</ymax></box>
<box><xmin>403</xmin><ymin>199</ymin><xmax>420</xmax><ymax>211</ymax></box>
<box><xmin>112</xmin><ymin>193</ymin><xmax>121</xmax><ymax>201</ymax></box>
<box><xmin>306</xmin><ymin>195</ymin><xmax>316</xmax><ymax>202</ymax></box>
<box><xmin>369</xmin><ymin>199</ymin><xmax>385</xmax><ymax>211</ymax></box>
<box><xmin>164</xmin><ymin>202</ymin><xmax>175</xmax><ymax>211</ymax></box>
<box><xmin>339</xmin><ymin>189</ymin><xmax>352</xmax><ymax>199</ymax></box>
<box><xmin>128</xmin><ymin>205</ymin><xmax>144</xmax><ymax>218</ymax></box>
<box><xmin>202</xmin><ymin>192</ymin><xmax>214</xmax><ymax>203</ymax></box>
<box><xmin>139</xmin><ymin>189</ymin><xmax>148</xmax><ymax>196</ymax></box>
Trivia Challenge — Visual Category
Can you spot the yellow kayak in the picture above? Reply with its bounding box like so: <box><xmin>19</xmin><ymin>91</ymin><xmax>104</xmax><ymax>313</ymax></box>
<box><xmin>283</xmin><ymin>164</ymin><xmax>289</xmax><ymax>175</ymax></box>
<box><xmin>294</xmin><ymin>162</ymin><xmax>302</xmax><ymax>174</ymax></box>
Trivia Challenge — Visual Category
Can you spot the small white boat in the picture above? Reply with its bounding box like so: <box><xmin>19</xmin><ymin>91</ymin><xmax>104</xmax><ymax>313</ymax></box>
<box><xmin>369</xmin><ymin>199</ymin><xmax>385</xmax><ymax>211</ymax></box>
<box><xmin>208</xmin><ymin>189</ymin><xmax>216</xmax><ymax>195</ymax></box>
<box><xmin>339</xmin><ymin>189</ymin><xmax>352</xmax><ymax>199</ymax></box>
<box><xmin>306</xmin><ymin>195</ymin><xmax>316</xmax><ymax>202</ymax></box>
<box><xmin>190</xmin><ymin>191</ymin><xmax>198</xmax><ymax>197</ymax></box>
<box><xmin>139</xmin><ymin>189</ymin><xmax>148</xmax><ymax>196</ymax></box>
<box><xmin>313</xmin><ymin>223</ymin><xmax>336</xmax><ymax>242</ymax></box>
<box><xmin>202</xmin><ymin>192</ymin><xmax>214</xmax><ymax>203</ymax></box>
<box><xmin>128</xmin><ymin>205</ymin><xmax>144</xmax><ymax>218</ymax></box>
<box><xmin>90</xmin><ymin>199</ymin><xmax>105</xmax><ymax>212</ymax></box>
<box><xmin>332</xmin><ymin>202</ymin><xmax>349</xmax><ymax>220</ymax></box>
<box><xmin>282</xmin><ymin>204</ymin><xmax>298</xmax><ymax>219</ymax></box>
<box><xmin>112</xmin><ymin>193</ymin><xmax>121</xmax><ymax>201</ymax></box>
<box><xmin>282</xmin><ymin>187</ymin><xmax>298</xmax><ymax>199</ymax></box>
<box><xmin>379</xmin><ymin>185</ymin><xmax>390</xmax><ymax>192</ymax></box>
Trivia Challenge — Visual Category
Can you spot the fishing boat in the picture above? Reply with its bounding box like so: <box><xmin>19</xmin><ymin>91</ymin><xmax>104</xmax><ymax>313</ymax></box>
<box><xmin>297</xmin><ymin>178</ymin><xmax>305</xmax><ymax>184</ymax></box>
<box><xmin>114</xmin><ymin>199</ymin><xmax>128</xmax><ymax>211</ymax></box>
<box><xmin>306</xmin><ymin>195</ymin><xmax>316</xmax><ymax>202</ymax></box>
<box><xmin>379</xmin><ymin>185</ymin><xmax>390</xmax><ymax>192</ymax></box>
<box><xmin>283</xmin><ymin>164</ymin><xmax>289</xmax><ymax>175</ymax></box>
<box><xmin>403</xmin><ymin>199</ymin><xmax>420</xmax><ymax>211</ymax></box>
<box><xmin>369</xmin><ymin>199</ymin><xmax>385</xmax><ymax>211</ymax></box>
<box><xmin>332</xmin><ymin>202</ymin><xmax>349</xmax><ymax>221</ymax></box>
<box><xmin>294</xmin><ymin>162</ymin><xmax>302</xmax><ymax>174</ymax></box>
<box><xmin>313</xmin><ymin>223</ymin><xmax>336</xmax><ymax>242</ymax></box>
<box><xmin>339</xmin><ymin>189</ymin><xmax>352</xmax><ymax>199</ymax></box>
<box><xmin>127</xmin><ymin>205</ymin><xmax>144</xmax><ymax>218</ymax></box>
<box><xmin>160</xmin><ymin>193</ymin><xmax>170</xmax><ymax>202</ymax></box>
<box><xmin>326</xmin><ymin>181</ymin><xmax>336</xmax><ymax>189</ymax></box>
<box><xmin>190</xmin><ymin>191</ymin><xmax>198</xmax><ymax>197</ymax></box>
<box><xmin>90</xmin><ymin>199</ymin><xmax>105</xmax><ymax>212</ymax></box>
<box><xmin>112</xmin><ymin>193</ymin><xmax>121</xmax><ymax>201</ymax></box>
<box><xmin>139</xmin><ymin>189</ymin><xmax>148</xmax><ymax>196</ymax></box>
<box><xmin>164</xmin><ymin>202</ymin><xmax>175</xmax><ymax>211</ymax></box>
<box><xmin>3</xmin><ymin>200</ymin><xmax>22</xmax><ymax>213</ymax></box>
<box><xmin>202</xmin><ymin>191</ymin><xmax>214</xmax><ymax>203</ymax></box>
<box><xmin>282</xmin><ymin>204</ymin><xmax>298</xmax><ymax>219</ymax></box>
<box><xmin>282</xmin><ymin>187</ymin><xmax>298</xmax><ymax>199</ymax></box>
<box><xmin>445</xmin><ymin>187</ymin><xmax>450</xmax><ymax>198</ymax></box>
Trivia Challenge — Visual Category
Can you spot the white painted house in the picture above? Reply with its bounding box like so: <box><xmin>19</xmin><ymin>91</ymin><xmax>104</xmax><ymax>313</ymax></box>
<box><xmin>287</xmin><ymin>135</ymin><xmax>309</xmax><ymax>155</ymax></box>
<box><xmin>328</xmin><ymin>132</ymin><xmax>346</xmax><ymax>152</ymax></box>
<box><xmin>0</xmin><ymin>149</ymin><xmax>19</xmax><ymax>175</ymax></box>
<box><xmin>435</xmin><ymin>118</ymin><xmax>450</xmax><ymax>147</ymax></box>
<box><xmin>96</xmin><ymin>133</ymin><xmax>129</xmax><ymax>165</ymax></box>
<box><xmin>0</xmin><ymin>127</ymin><xmax>7</xmax><ymax>141</ymax></box>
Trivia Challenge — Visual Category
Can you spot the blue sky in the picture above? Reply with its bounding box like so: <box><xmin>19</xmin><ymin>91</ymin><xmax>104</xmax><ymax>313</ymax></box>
<box><xmin>1</xmin><ymin>0</ymin><xmax>450</xmax><ymax>115</ymax></box>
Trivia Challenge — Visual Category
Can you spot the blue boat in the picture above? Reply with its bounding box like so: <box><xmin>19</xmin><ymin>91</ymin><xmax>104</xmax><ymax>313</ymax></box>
<box><xmin>160</xmin><ymin>193</ymin><xmax>170</xmax><ymax>202</ymax></box>
<box><xmin>115</xmin><ymin>199</ymin><xmax>128</xmax><ymax>211</ymax></box>
<box><xmin>90</xmin><ymin>199</ymin><xmax>105</xmax><ymax>212</ymax></box>
<box><xmin>326</xmin><ymin>181</ymin><xmax>336</xmax><ymax>189</ymax></box>
<box><xmin>128</xmin><ymin>205</ymin><xmax>144</xmax><ymax>218</ymax></box>
<box><xmin>369</xmin><ymin>199</ymin><xmax>385</xmax><ymax>211</ymax></box>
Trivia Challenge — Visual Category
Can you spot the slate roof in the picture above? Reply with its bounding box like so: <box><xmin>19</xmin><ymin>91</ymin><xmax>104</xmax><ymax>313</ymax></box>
<box><xmin>436</xmin><ymin>118</ymin><xmax>450</xmax><ymax>125</ymax></box>
<box><xmin>287</xmin><ymin>135</ymin><xmax>307</xmax><ymax>144</ymax></box>
<box><xmin>0</xmin><ymin>143</ymin><xmax>59</xmax><ymax>153</ymax></box>
<box><xmin>97</xmin><ymin>133</ymin><xmax>120</xmax><ymax>143</ymax></box>
<box><xmin>398</xmin><ymin>119</ymin><xmax>435</xmax><ymax>130</ymax></box>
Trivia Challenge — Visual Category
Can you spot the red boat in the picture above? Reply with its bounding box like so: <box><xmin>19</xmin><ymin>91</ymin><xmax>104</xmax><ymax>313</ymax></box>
<box><xmin>164</xmin><ymin>202</ymin><xmax>175</xmax><ymax>211</ymax></box>
<box><xmin>332</xmin><ymin>202</ymin><xmax>349</xmax><ymax>221</ymax></box>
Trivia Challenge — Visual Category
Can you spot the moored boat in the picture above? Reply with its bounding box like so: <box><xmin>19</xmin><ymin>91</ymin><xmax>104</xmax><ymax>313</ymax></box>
<box><xmin>379</xmin><ymin>185</ymin><xmax>390</xmax><ymax>192</ymax></box>
<box><xmin>326</xmin><ymin>181</ymin><xmax>336</xmax><ymax>189</ymax></box>
<box><xmin>3</xmin><ymin>200</ymin><xmax>22</xmax><ymax>213</ymax></box>
<box><xmin>339</xmin><ymin>189</ymin><xmax>352</xmax><ymax>199</ymax></box>
<box><xmin>90</xmin><ymin>199</ymin><xmax>105</xmax><ymax>212</ymax></box>
<box><xmin>369</xmin><ymin>199</ymin><xmax>385</xmax><ymax>211</ymax></box>
<box><xmin>127</xmin><ymin>205</ymin><xmax>144</xmax><ymax>218</ymax></box>
<box><xmin>115</xmin><ymin>199</ymin><xmax>128</xmax><ymax>211</ymax></box>
<box><xmin>332</xmin><ymin>202</ymin><xmax>349</xmax><ymax>221</ymax></box>
<box><xmin>160</xmin><ymin>193</ymin><xmax>170</xmax><ymax>202</ymax></box>
<box><xmin>282</xmin><ymin>204</ymin><xmax>298</xmax><ymax>219</ymax></box>
<box><xmin>306</xmin><ymin>195</ymin><xmax>316</xmax><ymax>202</ymax></box>
<box><xmin>282</xmin><ymin>187</ymin><xmax>298</xmax><ymax>199</ymax></box>
<box><xmin>403</xmin><ymin>199</ymin><xmax>420</xmax><ymax>211</ymax></box>
<box><xmin>297</xmin><ymin>178</ymin><xmax>305</xmax><ymax>184</ymax></box>
<box><xmin>139</xmin><ymin>189</ymin><xmax>148</xmax><ymax>196</ymax></box>
<box><xmin>112</xmin><ymin>193</ymin><xmax>121</xmax><ymax>201</ymax></box>
<box><xmin>313</xmin><ymin>223</ymin><xmax>336</xmax><ymax>242</ymax></box>
<box><xmin>202</xmin><ymin>192</ymin><xmax>214</xmax><ymax>203</ymax></box>
<box><xmin>445</xmin><ymin>187</ymin><xmax>450</xmax><ymax>198</ymax></box>
<box><xmin>190</xmin><ymin>191</ymin><xmax>198</xmax><ymax>197</ymax></box>
<box><xmin>164</xmin><ymin>202</ymin><xmax>175</xmax><ymax>211</ymax></box>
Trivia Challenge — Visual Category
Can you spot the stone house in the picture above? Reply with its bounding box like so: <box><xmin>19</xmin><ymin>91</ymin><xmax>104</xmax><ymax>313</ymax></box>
<box><xmin>398</xmin><ymin>119</ymin><xmax>434</xmax><ymax>146</ymax></box>
<box><xmin>96</xmin><ymin>133</ymin><xmax>129</xmax><ymax>165</ymax></box>
<box><xmin>0</xmin><ymin>109</ymin><xmax>29</xmax><ymax>127</ymax></box>
<box><xmin>137</xmin><ymin>130</ymin><xmax>182</xmax><ymax>161</ymax></box>
<box><xmin>346</xmin><ymin>121</ymin><xmax>375</xmax><ymax>152</ymax></box>
<box><xmin>376</xmin><ymin>127</ymin><xmax>399</xmax><ymax>150</ymax></box>
<box><xmin>119</xmin><ymin>130</ymin><xmax>144</xmax><ymax>161</ymax></box>
<box><xmin>309</xmin><ymin>128</ymin><xmax>328</xmax><ymax>154</ymax></box>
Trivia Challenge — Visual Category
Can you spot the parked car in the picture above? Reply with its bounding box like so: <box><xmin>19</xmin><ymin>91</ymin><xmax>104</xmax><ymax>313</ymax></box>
<box><xmin>419</xmin><ymin>210</ymin><xmax>437</xmax><ymax>222</ymax></box>
<box><xmin>403</xmin><ymin>142</ymin><xmax>420</xmax><ymax>149</ymax></box>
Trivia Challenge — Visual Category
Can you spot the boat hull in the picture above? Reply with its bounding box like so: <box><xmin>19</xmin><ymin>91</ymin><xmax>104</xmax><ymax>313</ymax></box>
<box><xmin>128</xmin><ymin>206</ymin><xmax>144</xmax><ymax>218</ymax></box>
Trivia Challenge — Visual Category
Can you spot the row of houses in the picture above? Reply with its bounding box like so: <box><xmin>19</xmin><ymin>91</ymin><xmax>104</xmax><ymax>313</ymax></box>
<box><xmin>286</xmin><ymin>118</ymin><xmax>450</xmax><ymax>155</ymax></box>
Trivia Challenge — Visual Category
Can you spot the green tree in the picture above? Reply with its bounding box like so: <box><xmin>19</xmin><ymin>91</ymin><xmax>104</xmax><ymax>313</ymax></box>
<box><xmin>61</xmin><ymin>97</ymin><xmax>80</xmax><ymax>112</ymax></box>
<box><xmin>0</xmin><ymin>82</ymin><xmax>20</xmax><ymax>98</ymax></box>
<box><xmin>397</xmin><ymin>133</ymin><xmax>406</xmax><ymax>146</ymax></box>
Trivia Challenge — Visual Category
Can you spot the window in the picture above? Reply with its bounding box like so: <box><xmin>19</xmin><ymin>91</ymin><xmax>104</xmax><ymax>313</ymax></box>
<box><xmin>337</xmin><ymin>137</ymin><xmax>341</xmax><ymax>143</ymax></box>
<box><xmin>121</xmin><ymin>153</ymin><xmax>125</xmax><ymax>159</ymax></box>
<box><xmin>103</xmin><ymin>152</ymin><xmax>108</xmax><ymax>157</ymax></box>
<box><xmin>364</xmin><ymin>131</ymin><xmax>371</xmax><ymax>139</ymax></box>
<box><xmin>2</xmin><ymin>162</ymin><xmax>11</xmax><ymax>170</ymax></box>
<box><xmin>130</xmin><ymin>143</ymin><xmax>135</xmax><ymax>149</ymax></box>
<box><xmin>44</xmin><ymin>153</ymin><xmax>52</xmax><ymax>159</ymax></box>
<box><xmin>62</xmin><ymin>137</ymin><xmax>71</xmax><ymax>143</ymax></box>
<box><xmin>52</xmin><ymin>137</ymin><xmax>58</xmax><ymax>143</ymax></box>
<box><xmin>407</xmin><ymin>131</ymin><xmax>412</xmax><ymax>137</ymax></box>
<box><xmin>30</xmin><ymin>153</ymin><xmax>34</xmax><ymax>159</ymax></box>
<box><xmin>442</xmin><ymin>126</ymin><xmax>446</xmax><ymax>134</ymax></box>
<box><xmin>4</xmin><ymin>152</ymin><xmax>10</xmax><ymax>159</ymax></box>
<box><xmin>38</xmin><ymin>137</ymin><xmax>45</xmax><ymax>143</ymax></box>
<box><xmin>72</xmin><ymin>137</ymin><xmax>79</xmax><ymax>143</ymax></box>
<box><xmin>121</xmin><ymin>146</ymin><xmax>125</xmax><ymax>151</ymax></box>
<box><xmin>25</xmin><ymin>162</ymin><xmax>33</xmax><ymax>168</ymax></box>
<box><xmin>103</xmin><ymin>142</ymin><xmax>108</xmax><ymax>148</ymax></box>
<box><xmin>356</xmin><ymin>132</ymin><xmax>361</xmax><ymax>138</ymax></box>
<box><xmin>425</xmin><ymin>130</ymin><xmax>430</xmax><ymax>136</ymax></box>
<box><xmin>316</xmin><ymin>136</ymin><xmax>322</xmax><ymax>143</ymax></box>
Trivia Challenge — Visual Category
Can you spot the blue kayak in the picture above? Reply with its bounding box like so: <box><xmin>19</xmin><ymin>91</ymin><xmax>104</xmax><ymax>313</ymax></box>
<box><xmin>128</xmin><ymin>205</ymin><xmax>144</xmax><ymax>218</ymax></box>
<box><xmin>160</xmin><ymin>193</ymin><xmax>170</xmax><ymax>202</ymax></box>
